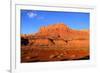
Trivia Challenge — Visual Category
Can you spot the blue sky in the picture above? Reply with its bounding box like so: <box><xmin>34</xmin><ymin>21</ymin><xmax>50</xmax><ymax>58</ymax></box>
<box><xmin>21</xmin><ymin>9</ymin><xmax>90</xmax><ymax>34</ymax></box>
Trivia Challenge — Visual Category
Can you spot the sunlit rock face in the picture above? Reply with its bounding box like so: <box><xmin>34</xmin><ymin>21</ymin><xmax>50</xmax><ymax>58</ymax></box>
<box><xmin>21</xmin><ymin>23</ymin><xmax>89</xmax><ymax>63</ymax></box>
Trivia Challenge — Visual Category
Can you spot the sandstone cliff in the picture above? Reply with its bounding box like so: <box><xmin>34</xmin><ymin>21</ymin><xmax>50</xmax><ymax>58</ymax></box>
<box><xmin>21</xmin><ymin>23</ymin><xmax>89</xmax><ymax>62</ymax></box>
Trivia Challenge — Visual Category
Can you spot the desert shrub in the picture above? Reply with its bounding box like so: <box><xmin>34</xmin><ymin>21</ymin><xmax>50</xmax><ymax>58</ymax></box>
<box><xmin>21</xmin><ymin>37</ymin><xmax>29</xmax><ymax>46</ymax></box>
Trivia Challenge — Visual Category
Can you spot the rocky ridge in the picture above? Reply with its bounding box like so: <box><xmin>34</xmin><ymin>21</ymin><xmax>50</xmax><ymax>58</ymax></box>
<box><xmin>21</xmin><ymin>23</ymin><xmax>89</xmax><ymax>62</ymax></box>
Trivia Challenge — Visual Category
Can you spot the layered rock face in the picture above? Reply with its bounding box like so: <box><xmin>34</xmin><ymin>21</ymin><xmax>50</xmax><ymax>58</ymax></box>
<box><xmin>21</xmin><ymin>23</ymin><xmax>89</xmax><ymax>62</ymax></box>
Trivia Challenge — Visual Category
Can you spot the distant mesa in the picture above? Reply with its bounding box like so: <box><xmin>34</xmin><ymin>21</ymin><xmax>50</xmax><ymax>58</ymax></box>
<box><xmin>34</xmin><ymin>23</ymin><xmax>89</xmax><ymax>40</ymax></box>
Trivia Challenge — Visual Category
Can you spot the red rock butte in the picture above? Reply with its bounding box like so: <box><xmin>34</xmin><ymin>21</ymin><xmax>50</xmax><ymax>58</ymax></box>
<box><xmin>21</xmin><ymin>23</ymin><xmax>89</xmax><ymax>63</ymax></box>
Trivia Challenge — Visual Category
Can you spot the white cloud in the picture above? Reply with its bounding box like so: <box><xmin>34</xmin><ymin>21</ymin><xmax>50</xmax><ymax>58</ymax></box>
<box><xmin>27</xmin><ymin>12</ymin><xmax>37</xmax><ymax>18</ymax></box>
<box><xmin>27</xmin><ymin>11</ymin><xmax>45</xmax><ymax>20</ymax></box>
